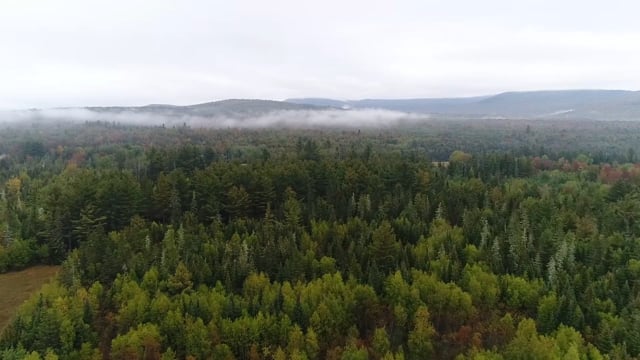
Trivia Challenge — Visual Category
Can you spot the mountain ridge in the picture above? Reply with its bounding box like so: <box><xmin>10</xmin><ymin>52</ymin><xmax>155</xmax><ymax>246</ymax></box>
<box><xmin>85</xmin><ymin>99</ymin><xmax>327</xmax><ymax>117</ymax></box>
<box><xmin>9</xmin><ymin>90</ymin><xmax>640</xmax><ymax>122</ymax></box>
<box><xmin>287</xmin><ymin>89</ymin><xmax>640</xmax><ymax>120</ymax></box>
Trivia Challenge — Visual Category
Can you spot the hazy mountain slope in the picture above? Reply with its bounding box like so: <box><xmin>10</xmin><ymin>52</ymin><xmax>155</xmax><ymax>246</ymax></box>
<box><xmin>87</xmin><ymin>99</ymin><xmax>326</xmax><ymax>118</ymax></box>
<box><xmin>286</xmin><ymin>96</ymin><xmax>490</xmax><ymax>112</ymax></box>
<box><xmin>466</xmin><ymin>90</ymin><xmax>640</xmax><ymax>118</ymax></box>
<box><xmin>287</xmin><ymin>90</ymin><xmax>640</xmax><ymax>119</ymax></box>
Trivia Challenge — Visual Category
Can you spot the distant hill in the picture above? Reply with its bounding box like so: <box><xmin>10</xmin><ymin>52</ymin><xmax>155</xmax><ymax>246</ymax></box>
<box><xmin>286</xmin><ymin>96</ymin><xmax>490</xmax><ymax>113</ymax></box>
<box><xmin>86</xmin><ymin>99</ymin><xmax>327</xmax><ymax>118</ymax></box>
<box><xmin>9</xmin><ymin>91</ymin><xmax>640</xmax><ymax>126</ymax></box>
<box><xmin>287</xmin><ymin>90</ymin><xmax>640</xmax><ymax>120</ymax></box>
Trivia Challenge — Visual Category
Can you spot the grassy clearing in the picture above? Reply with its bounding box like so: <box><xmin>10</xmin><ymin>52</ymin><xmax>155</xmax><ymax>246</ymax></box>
<box><xmin>0</xmin><ymin>265</ymin><xmax>60</xmax><ymax>333</ymax></box>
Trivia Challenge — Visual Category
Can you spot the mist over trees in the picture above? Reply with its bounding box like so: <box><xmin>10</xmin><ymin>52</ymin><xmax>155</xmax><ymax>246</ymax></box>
<box><xmin>1</xmin><ymin>119</ymin><xmax>640</xmax><ymax>359</ymax></box>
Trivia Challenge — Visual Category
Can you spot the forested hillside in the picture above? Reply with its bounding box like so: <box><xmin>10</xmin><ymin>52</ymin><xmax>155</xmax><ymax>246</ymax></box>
<box><xmin>1</xmin><ymin>120</ymin><xmax>640</xmax><ymax>359</ymax></box>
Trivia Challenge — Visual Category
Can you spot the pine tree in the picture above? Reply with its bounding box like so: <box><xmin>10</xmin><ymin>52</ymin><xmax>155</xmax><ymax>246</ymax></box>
<box><xmin>370</xmin><ymin>221</ymin><xmax>400</xmax><ymax>274</ymax></box>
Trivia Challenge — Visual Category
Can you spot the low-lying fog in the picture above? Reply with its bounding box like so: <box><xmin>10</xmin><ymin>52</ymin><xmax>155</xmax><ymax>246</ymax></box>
<box><xmin>0</xmin><ymin>108</ymin><xmax>427</xmax><ymax>129</ymax></box>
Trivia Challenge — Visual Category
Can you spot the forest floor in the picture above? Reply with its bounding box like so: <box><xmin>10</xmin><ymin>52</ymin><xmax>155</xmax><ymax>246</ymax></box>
<box><xmin>0</xmin><ymin>265</ymin><xmax>60</xmax><ymax>333</ymax></box>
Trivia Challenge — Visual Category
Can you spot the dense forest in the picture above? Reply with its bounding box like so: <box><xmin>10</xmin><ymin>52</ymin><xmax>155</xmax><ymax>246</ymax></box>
<box><xmin>1</xmin><ymin>119</ymin><xmax>640</xmax><ymax>359</ymax></box>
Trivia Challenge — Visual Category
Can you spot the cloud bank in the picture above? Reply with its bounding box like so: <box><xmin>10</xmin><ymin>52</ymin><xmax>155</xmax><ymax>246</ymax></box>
<box><xmin>0</xmin><ymin>108</ymin><xmax>427</xmax><ymax>129</ymax></box>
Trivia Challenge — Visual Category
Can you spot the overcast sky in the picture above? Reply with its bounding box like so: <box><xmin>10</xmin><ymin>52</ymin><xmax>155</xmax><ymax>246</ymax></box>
<box><xmin>1</xmin><ymin>0</ymin><xmax>639</xmax><ymax>109</ymax></box>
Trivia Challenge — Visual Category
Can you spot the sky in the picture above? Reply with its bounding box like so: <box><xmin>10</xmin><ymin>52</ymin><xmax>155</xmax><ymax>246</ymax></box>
<box><xmin>1</xmin><ymin>0</ymin><xmax>639</xmax><ymax>109</ymax></box>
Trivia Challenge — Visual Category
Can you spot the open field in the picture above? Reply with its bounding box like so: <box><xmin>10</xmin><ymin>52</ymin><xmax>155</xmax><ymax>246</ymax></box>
<box><xmin>0</xmin><ymin>266</ymin><xmax>60</xmax><ymax>333</ymax></box>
